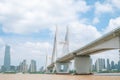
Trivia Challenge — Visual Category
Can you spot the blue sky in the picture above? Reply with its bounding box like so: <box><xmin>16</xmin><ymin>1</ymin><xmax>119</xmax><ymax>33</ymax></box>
<box><xmin>0</xmin><ymin>0</ymin><xmax>120</xmax><ymax>70</ymax></box>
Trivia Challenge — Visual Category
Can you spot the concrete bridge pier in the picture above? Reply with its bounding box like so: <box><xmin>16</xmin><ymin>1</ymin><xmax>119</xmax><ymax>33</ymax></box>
<box><xmin>55</xmin><ymin>62</ymin><xmax>71</xmax><ymax>73</ymax></box>
<box><xmin>74</xmin><ymin>55</ymin><xmax>91</xmax><ymax>74</ymax></box>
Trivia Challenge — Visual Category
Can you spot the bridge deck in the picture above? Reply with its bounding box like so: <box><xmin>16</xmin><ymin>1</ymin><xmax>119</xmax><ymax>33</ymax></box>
<box><xmin>55</xmin><ymin>27</ymin><xmax>120</xmax><ymax>62</ymax></box>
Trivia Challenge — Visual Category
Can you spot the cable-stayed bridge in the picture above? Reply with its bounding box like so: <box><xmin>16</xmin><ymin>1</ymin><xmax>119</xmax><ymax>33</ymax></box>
<box><xmin>47</xmin><ymin>27</ymin><xmax>120</xmax><ymax>74</ymax></box>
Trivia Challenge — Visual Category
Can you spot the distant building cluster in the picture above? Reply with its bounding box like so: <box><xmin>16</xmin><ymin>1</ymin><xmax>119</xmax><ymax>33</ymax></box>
<box><xmin>16</xmin><ymin>59</ymin><xmax>37</xmax><ymax>73</ymax></box>
<box><xmin>0</xmin><ymin>45</ymin><xmax>38</xmax><ymax>73</ymax></box>
<box><xmin>92</xmin><ymin>58</ymin><xmax>120</xmax><ymax>72</ymax></box>
<box><xmin>1</xmin><ymin>45</ymin><xmax>120</xmax><ymax>73</ymax></box>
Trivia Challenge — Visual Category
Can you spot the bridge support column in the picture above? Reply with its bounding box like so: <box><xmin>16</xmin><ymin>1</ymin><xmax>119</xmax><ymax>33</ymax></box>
<box><xmin>55</xmin><ymin>62</ymin><xmax>70</xmax><ymax>73</ymax></box>
<box><xmin>74</xmin><ymin>55</ymin><xmax>91</xmax><ymax>74</ymax></box>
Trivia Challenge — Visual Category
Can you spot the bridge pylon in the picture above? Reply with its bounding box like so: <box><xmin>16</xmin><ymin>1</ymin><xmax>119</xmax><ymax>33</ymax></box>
<box><xmin>55</xmin><ymin>26</ymin><xmax>71</xmax><ymax>74</ymax></box>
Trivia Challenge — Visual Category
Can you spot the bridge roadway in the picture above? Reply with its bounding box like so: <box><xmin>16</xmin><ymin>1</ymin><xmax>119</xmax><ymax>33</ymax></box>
<box><xmin>47</xmin><ymin>27</ymin><xmax>120</xmax><ymax>68</ymax></box>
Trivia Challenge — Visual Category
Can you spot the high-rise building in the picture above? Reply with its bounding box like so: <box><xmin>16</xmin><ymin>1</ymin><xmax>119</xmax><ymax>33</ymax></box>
<box><xmin>107</xmin><ymin>59</ymin><xmax>111</xmax><ymax>71</ymax></box>
<box><xmin>111</xmin><ymin>60</ymin><xmax>115</xmax><ymax>69</ymax></box>
<box><xmin>39</xmin><ymin>66</ymin><xmax>44</xmax><ymax>72</ymax></box>
<box><xmin>16</xmin><ymin>62</ymin><xmax>22</xmax><ymax>72</ymax></box>
<box><xmin>3</xmin><ymin>45</ymin><xmax>11</xmax><ymax>72</ymax></box>
<box><xmin>22</xmin><ymin>60</ymin><xmax>28</xmax><ymax>73</ymax></box>
<box><xmin>0</xmin><ymin>66</ymin><xmax>2</xmax><ymax>72</ymax></box>
<box><xmin>92</xmin><ymin>58</ymin><xmax>120</xmax><ymax>72</ymax></box>
<box><xmin>118</xmin><ymin>60</ymin><xmax>120</xmax><ymax>71</ymax></box>
<box><xmin>92</xmin><ymin>64</ymin><xmax>96</xmax><ymax>71</ymax></box>
<box><xmin>17</xmin><ymin>60</ymin><xmax>28</xmax><ymax>73</ymax></box>
<box><xmin>95</xmin><ymin>58</ymin><xmax>106</xmax><ymax>72</ymax></box>
<box><xmin>29</xmin><ymin>60</ymin><xmax>36</xmax><ymax>72</ymax></box>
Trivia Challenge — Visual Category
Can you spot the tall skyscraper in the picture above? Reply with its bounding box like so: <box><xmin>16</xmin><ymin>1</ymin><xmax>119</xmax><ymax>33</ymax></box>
<box><xmin>3</xmin><ymin>45</ymin><xmax>11</xmax><ymax>72</ymax></box>
<box><xmin>107</xmin><ymin>59</ymin><xmax>111</xmax><ymax>71</ymax></box>
<box><xmin>29</xmin><ymin>60</ymin><xmax>36</xmax><ymax>72</ymax></box>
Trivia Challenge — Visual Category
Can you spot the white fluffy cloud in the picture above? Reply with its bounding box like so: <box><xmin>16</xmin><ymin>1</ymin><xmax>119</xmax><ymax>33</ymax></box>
<box><xmin>105</xmin><ymin>17</ymin><xmax>120</xmax><ymax>33</ymax></box>
<box><xmin>0</xmin><ymin>0</ymin><xmax>90</xmax><ymax>34</ymax></box>
<box><xmin>69</xmin><ymin>22</ymin><xmax>101</xmax><ymax>49</ymax></box>
<box><xmin>0</xmin><ymin>38</ymin><xmax>5</xmax><ymax>66</ymax></box>
<box><xmin>93</xmin><ymin>0</ymin><xmax>120</xmax><ymax>24</ymax></box>
<box><xmin>95</xmin><ymin>2</ymin><xmax>113</xmax><ymax>15</ymax></box>
<box><xmin>111</xmin><ymin>0</ymin><xmax>120</xmax><ymax>9</ymax></box>
<box><xmin>0</xmin><ymin>38</ymin><xmax>4</xmax><ymax>46</ymax></box>
<box><xmin>92</xmin><ymin>17</ymin><xmax>100</xmax><ymax>25</ymax></box>
<box><xmin>94</xmin><ymin>0</ymin><xmax>120</xmax><ymax>15</ymax></box>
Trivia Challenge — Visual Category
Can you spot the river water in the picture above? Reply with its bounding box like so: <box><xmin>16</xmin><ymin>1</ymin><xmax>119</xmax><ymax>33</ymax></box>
<box><xmin>0</xmin><ymin>74</ymin><xmax>120</xmax><ymax>80</ymax></box>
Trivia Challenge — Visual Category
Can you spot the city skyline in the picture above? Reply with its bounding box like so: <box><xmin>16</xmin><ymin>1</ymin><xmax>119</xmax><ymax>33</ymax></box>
<box><xmin>92</xmin><ymin>58</ymin><xmax>120</xmax><ymax>72</ymax></box>
<box><xmin>0</xmin><ymin>0</ymin><xmax>120</xmax><ymax>69</ymax></box>
<box><xmin>1</xmin><ymin>44</ymin><xmax>120</xmax><ymax>73</ymax></box>
<box><xmin>0</xmin><ymin>44</ymin><xmax>120</xmax><ymax>73</ymax></box>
